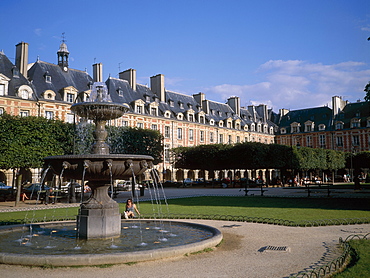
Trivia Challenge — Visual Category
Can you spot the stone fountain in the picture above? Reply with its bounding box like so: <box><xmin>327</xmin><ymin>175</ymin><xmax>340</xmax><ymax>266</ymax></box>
<box><xmin>44</xmin><ymin>82</ymin><xmax>154</xmax><ymax>239</ymax></box>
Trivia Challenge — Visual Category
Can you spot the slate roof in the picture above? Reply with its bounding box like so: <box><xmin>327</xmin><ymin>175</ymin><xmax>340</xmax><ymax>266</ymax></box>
<box><xmin>335</xmin><ymin>101</ymin><xmax>370</xmax><ymax>129</ymax></box>
<box><xmin>0</xmin><ymin>52</ymin><xmax>34</xmax><ymax>98</ymax></box>
<box><xmin>28</xmin><ymin>60</ymin><xmax>93</xmax><ymax>101</ymax></box>
<box><xmin>278</xmin><ymin>106</ymin><xmax>332</xmax><ymax>134</ymax></box>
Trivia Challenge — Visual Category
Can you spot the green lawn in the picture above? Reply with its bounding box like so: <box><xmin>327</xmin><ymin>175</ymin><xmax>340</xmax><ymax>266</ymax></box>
<box><xmin>1</xmin><ymin>196</ymin><xmax>369</xmax><ymax>225</ymax></box>
<box><xmin>333</xmin><ymin>239</ymin><xmax>370</xmax><ymax>278</ymax></box>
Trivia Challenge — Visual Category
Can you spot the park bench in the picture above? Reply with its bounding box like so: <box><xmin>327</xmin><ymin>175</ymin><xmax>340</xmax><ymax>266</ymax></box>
<box><xmin>294</xmin><ymin>184</ymin><xmax>369</xmax><ymax>197</ymax></box>
<box><xmin>243</xmin><ymin>184</ymin><xmax>268</xmax><ymax>196</ymax></box>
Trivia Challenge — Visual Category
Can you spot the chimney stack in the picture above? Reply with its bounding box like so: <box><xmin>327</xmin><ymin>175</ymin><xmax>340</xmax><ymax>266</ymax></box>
<box><xmin>332</xmin><ymin>96</ymin><xmax>347</xmax><ymax>117</ymax></box>
<box><xmin>227</xmin><ymin>96</ymin><xmax>241</xmax><ymax>117</ymax></box>
<box><xmin>150</xmin><ymin>74</ymin><xmax>165</xmax><ymax>102</ymax></box>
<box><xmin>119</xmin><ymin>68</ymin><xmax>136</xmax><ymax>91</ymax></box>
<box><xmin>15</xmin><ymin>42</ymin><xmax>29</xmax><ymax>78</ymax></box>
<box><xmin>92</xmin><ymin>63</ymin><xmax>103</xmax><ymax>82</ymax></box>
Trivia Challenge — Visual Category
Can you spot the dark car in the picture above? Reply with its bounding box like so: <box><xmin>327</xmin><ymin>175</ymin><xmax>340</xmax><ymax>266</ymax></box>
<box><xmin>0</xmin><ymin>182</ymin><xmax>14</xmax><ymax>201</ymax></box>
<box><xmin>23</xmin><ymin>183</ymin><xmax>50</xmax><ymax>193</ymax></box>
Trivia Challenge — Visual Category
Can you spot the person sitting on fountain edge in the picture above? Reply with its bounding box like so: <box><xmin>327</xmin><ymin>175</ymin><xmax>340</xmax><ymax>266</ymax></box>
<box><xmin>123</xmin><ymin>198</ymin><xmax>140</xmax><ymax>219</ymax></box>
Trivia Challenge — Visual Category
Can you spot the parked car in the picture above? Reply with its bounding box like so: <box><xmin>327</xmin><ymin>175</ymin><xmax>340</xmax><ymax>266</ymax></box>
<box><xmin>0</xmin><ymin>182</ymin><xmax>14</xmax><ymax>201</ymax></box>
<box><xmin>60</xmin><ymin>182</ymin><xmax>81</xmax><ymax>193</ymax></box>
<box><xmin>183</xmin><ymin>178</ymin><xmax>193</xmax><ymax>186</ymax></box>
<box><xmin>23</xmin><ymin>183</ymin><xmax>50</xmax><ymax>193</ymax></box>
<box><xmin>116</xmin><ymin>180</ymin><xmax>142</xmax><ymax>191</ymax></box>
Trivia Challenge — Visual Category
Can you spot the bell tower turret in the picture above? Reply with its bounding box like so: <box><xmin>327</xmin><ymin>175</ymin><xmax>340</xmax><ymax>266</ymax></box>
<box><xmin>57</xmin><ymin>33</ymin><xmax>69</xmax><ymax>71</ymax></box>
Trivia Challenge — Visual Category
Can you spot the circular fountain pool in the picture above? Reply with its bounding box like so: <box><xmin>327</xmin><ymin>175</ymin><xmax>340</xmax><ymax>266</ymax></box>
<box><xmin>0</xmin><ymin>220</ymin><xmax>222</xmax><ymax>266</ymax></box>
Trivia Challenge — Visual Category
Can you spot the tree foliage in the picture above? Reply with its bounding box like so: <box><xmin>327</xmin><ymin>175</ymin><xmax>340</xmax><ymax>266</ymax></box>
<box><xmin>364</xmin><ymin>81</ymin><xmax>370</xmax><ymax>102</ymax></box>
<box><xmin>107</xmin><ymin>126</ymin><xmax>164</xmax><ymax>164</ymax></box>
<box><xmin>0</xmin><ymin>113</ymin><xmax>67</xmax><ymax>169</ymax></box>
<box><xmin>174</xmin><ymin>142</ymin><xmax>346</xmax><ymax>171</ymax></box>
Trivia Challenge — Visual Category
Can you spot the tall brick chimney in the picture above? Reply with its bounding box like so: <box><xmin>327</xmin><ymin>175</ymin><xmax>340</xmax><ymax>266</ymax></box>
<box><xmin>15</xmin><ymin>42</ymin><xmax>29</xmax><ymax>78</ymax></box>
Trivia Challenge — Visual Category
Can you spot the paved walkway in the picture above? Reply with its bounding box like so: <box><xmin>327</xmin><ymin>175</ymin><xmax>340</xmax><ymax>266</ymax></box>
<box><xmin>0</xmin><ymin>186</ymin><xmax>369</xmax><ymax>277</ymax></box>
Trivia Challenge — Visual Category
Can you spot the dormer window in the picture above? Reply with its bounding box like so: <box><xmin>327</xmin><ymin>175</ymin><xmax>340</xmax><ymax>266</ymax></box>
<box><xmin>218</xmin><ymin>111</ymin><xmax>222</xmax><ymax>117</ymax></box>
<box><xmin>12</xmin><ymin>66</ymin><xmax>19</xmax><ymax>78</ymax></box>
<box><xmin>164</xmin><ymin>111</ymin><xmax>171</xmax><ymax>118</ymax></box>
<box><xmin>263</xmin><ymin>125</ymin><xmax>268</xmax><ymax>133</ymax></box>
<box><xmin>280</xmin><ymin>128</ymin><xmax>286</xmax><ymax>134</ymax></box>
<box><xmin>291</xmin><ymin>122</ymin><xmax>301</xmax><ymax>133</ymax></box>
<box><xmin>219</xmin><ymin>120</ymin><xmax>223</xmax><ymax>127</ymax></box>
<box><xmin>318</xmin><ymin>124</ymin><xmax>326</xmax><ymax>131</ymax></box>
<box><xmin>257</xmin><ymin>124</ymin><xmax>262</xmax><ymax>132</ymax></box>
<box><xmin>210</xmin><ymin>119</ymin><xmax>215</xmax><ymax>126</ymax></box>
<box><xmin>169</xmin><ymin>100</ymin><xmax>174</xmax><ymax>107</ymax></box>
<box><xmin>17</xmin><ymin>85</ymin><xmax>32</xmax><ymax>100</ymax></box>
<box><xmin>335</xmin><ymin>121</ymin><xmax>344</xmax><ymax>130</ymax></box>
<box><xmin>351</xmin><ymin>118</ymin><xmax>360</xmax><ymax>128</ymax></box>
<box><xmin>177</xmin><ymin>113</ymin><xmax>183</xmax><ymax>120</ymax></box>
<box><xmin>199</xmin><ymin>115</ymin><xmax>205</xmax><ymax>124</ymax></box>
<box><xmin>269</xmin><ymin>127</ymin><xmax>274</xmax><ymax>134</ymax></box>
<box><xmin>136</xmin><ymin>105</ymin><xmax>143</xmax><ymax>114</ymax></box>
<box><xmin>145</xmin><ymin>95</ymin><xmax>150</xmax><ymax>102</ymax></box>
<box><xmin>44</xmin><ymin>71</ymin><xmax>51</xmax><ymax>83</ymax></box>
<box><xmin>304</xmin><ymin>121</ymin><xmax>314</xmax><ymax>132</ymax></box>
<box><xmin>188</xmin><ymin>114</ymin><xmax>194</xmax><ymax>122</ymax></box>
<box><xmin>244</xmin><ymin>125</ymin><xmax>248</xmax><ymax>131</ymax></box>
<box><xmin>355</xmin><ymin>111</ymin><xmax>360</xmax><ymax>117</ymax></box>
<box><xmin>117</xmin><ymin>87</ymin><xmax>123</xmax><ymax>97</ymax></box>
<box><xmin>0</xmin><ymin>84</ymin><xmax>5</xmax><ymax>96</ymax></box>
<box><xmin>179</xmin><ymin>102</ymin><xmax>184</xmax><ymax>109</ymax></box>
<box><xmin>250</xmin><ymin>123</ymin><xmax>255</xmax><ymax>132</ymax></box>
<box><xmin>150</xmin><ymin>107</ymin><xmax>157</xmax><ymax>116</ymax></box>
<box><xmin>188</xmin><ymin>103</ymin><xmax>193</xmax><ymax>109</ymax></box>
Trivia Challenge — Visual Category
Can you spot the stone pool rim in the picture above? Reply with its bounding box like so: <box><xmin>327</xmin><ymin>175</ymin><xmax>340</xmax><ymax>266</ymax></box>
<box><xmin>0</xmin><ymin>220</ymin><xmax>223</xmax><ymax>267</ymax></box>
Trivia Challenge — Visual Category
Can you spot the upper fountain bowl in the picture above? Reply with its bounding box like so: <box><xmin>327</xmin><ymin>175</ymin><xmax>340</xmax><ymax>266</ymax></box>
<box><xmin>71</xmin><ymin>82</ymin><xmax>129</xmax><ymax>121</ymax></box>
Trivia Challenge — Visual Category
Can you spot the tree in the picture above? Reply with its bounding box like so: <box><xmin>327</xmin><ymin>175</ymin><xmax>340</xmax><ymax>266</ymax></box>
<box><xmin>107</xmin><ymin>126</ymin><xmax>164</xmax><ymax>164</ymax></box>
<box><xmin>364</xmin><ymin>81</ymin><xmax>370</xmax><ymax>102</ymax></box>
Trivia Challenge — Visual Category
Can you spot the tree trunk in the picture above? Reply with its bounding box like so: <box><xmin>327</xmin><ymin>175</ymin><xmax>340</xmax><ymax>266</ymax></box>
<box><xmin>15</xmin><ymin>173</ymin><xmax>22</xmax><ymax>207</ymax></box>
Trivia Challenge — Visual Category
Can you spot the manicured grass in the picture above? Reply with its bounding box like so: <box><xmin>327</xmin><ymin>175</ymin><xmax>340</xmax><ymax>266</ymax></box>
<box><xmin>0</xmin><ymin>196</ymin><xmax>369</xmax><ymax>225</ymax></box>
<box><xmin>136</xmin><ymin>196</ymin><xmax>370</xmax><ymax>224</ymax></box>
<box><xmin>333</xmin><ymin>239</ymin><xmax>370</xmax><ymax>278</ymax></box>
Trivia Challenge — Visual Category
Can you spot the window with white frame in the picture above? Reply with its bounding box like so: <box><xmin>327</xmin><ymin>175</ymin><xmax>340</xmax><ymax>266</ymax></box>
<box><xmin>199</xmin><ymin>115</ymin><xmax>205</xmax><ymax>124</ymax></box>
<box><xmin>164</xmin><ymin>144</ymin><xmax>170</xmax><ymax>162</ymax></box>
<box><xmin>0</xmin><ymin>84</ymin><xmax>5</xmax><ymax>96</ymax></box>
<box><xmin>250</xmin><ymin>123</ymin><xmax>255</xmax><ymax>132</ymax></box>
<box><xmin>66</xmin><ymin>113</ymin><xmax>74</xmax><ymax>123</ymax></box>
<box><xmin>136</xmin><ymin>105</ymin><xmax>143</xmax><ymax>114</ymax></box>
<box><xmin>263</xmin><ymin>125</ymin><xmax>268</xmax><ymax>133</ymax></box>
<box><xmin>219</xmin><ymin>134</ymin><xmax>223</xmax><ymax>143</ymax></box>
<box><xmin>164</xmin><ymin>111</ymin><xmax>171</xmax><ymax>118</ymax></box>
<box><xmin>45</xmin><ymin>111</ymin><xmax>54</xmax><ymax>120</ymax></box>
<box><xmin>210</xmin><ymin>119</ymin><xmax>215</xmax><ymax>126</ymax></box>
<box><xmin>210</xmin><ymin>132</ymin><xmax>214</xmax><ymax>143</ymax></box>
<box><xmin>200</xmin><ymin>131</ymin><xmax>204</xmax><ymax>142</ymax></box>
<box><xmin>219</xmin><ymin>121</ymin><xmax>223</xmax><ymax>127</ymax></box>
<box><xmin>305</xmin><ymin>122</ymin><xmax>314</xmax><ymax>132</ymax></box>
<box><xmin>236</xmin><ymin>136</ymin><xmax>240</xmax><ymax>143</ymax></box>
<box><xmin>151</xmin><ymin>124</ymin><xmax>157</xmax><ymax>130</ymax></box>
<box><xmin>291</xmin><ymin>122</ymin><xmax>300</xmax><ymax>133</ymax></box>
<box><xmin>319</xmin><ymin>134</ymin><xmax>326</xmax><ymax>147</ymax></box>
<box><xmin>227</xmin><ymin>121</ymin><xmax>232</xmax><ymax>128</ymax></box>
<box><xmin>257</xmin><ymin>124</ymin><xmax>261</xmax><ymax>132</ymax></box>
<box><xmin>179</xmin><ymin>102</ymin><xmax>184</xmax><ymax>109</ymax></box>
<box><xmin>336</xmin><ymin>136</ymin><xmax>343</xmax><ymax>147</ymax></box>
<box><xmin>165</xmin><ymin>126</ymin><xmax>170</xmax><ymax>138</ymax></box>
<box><xmin>177</xmin><ymin>113</ymin><xmax>183</xmax><ymax>120</ymax></box>
<box><xmin>137</xmin><ymin>122</ymin><xmax>143</xmax><ymax>128</ymax></box>
<box><xmin>20</xmin><ymin>110</ymin><xmax>29</xmax><ymax>117</ymax></box>
<box><xmin>352</xmin><ymin>135</ymin><xmax>360</xmax><ymax>146</ymax></box>
<box><xmin>150</xmin><ymin>107</ymin><xmax>157</xmax><ymax>116</ymax></box>
<box><xmin>306</xmin><ymin>135</ymin><xmax>312</xmax><ymax>147</ymax></box>
<box><xmin>188</xmin><ymin>114</ymin><xmax>194</xmax><ymax>122</ymax></box>
<box><xmin>0</xmin><ymin>107</ymin><xmax>4</xmax><ymax>115</ymax></box>
<box><xmin>228</xmin><ymin>135</ymin><xmax>232</xmax><ymax>144</ymax></box>
<box><xmin>66</xmin><ymin>93</ymin><xmax>74</xmax><ymax>103</ymax></box>
<box><xmin>177</xmin><ymin>128</ymin><xmax>183</xmax><ymax>139</ymax></box>
<box><xmin>189</xmin><ymin>129</ymin><xmax>194</xmax><ymax>140</ymax></box>
<box><xmin>280</xmin><ymin>128</ymin><xmax>286</xmax><ymax>134</ymax></box>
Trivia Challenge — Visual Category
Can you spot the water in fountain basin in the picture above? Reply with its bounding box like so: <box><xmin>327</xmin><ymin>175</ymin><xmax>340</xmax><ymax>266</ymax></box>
<box><xmin>0</xmin><ymin>221</ymin><xmax>213</xmax><ymax>255</ymax></box>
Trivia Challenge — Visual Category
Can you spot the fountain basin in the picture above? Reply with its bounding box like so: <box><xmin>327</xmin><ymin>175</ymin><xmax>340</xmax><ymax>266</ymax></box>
<box><xmin>0</xmin><ymin>220</ymin><xmax>223</xmax><ymax>266</ymax></box>
<box><xmin>71</xmin><ymin>102</ymin><xmax>130</xmax><ymax>121</ymax></box>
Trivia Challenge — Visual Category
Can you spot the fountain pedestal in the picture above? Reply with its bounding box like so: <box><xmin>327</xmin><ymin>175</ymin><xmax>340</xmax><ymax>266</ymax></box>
<box><xmin>77</xmin><ymin>183</ymin><xmax>121</xmax><ymax>239</ymax></box>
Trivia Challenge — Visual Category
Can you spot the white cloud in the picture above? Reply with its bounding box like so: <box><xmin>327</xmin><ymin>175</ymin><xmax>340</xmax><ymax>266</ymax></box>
<box><xmin>34</xmin><ymin>28</ymin><xmax>42</xmax><ymax>36</ymax></box>
<box><xmin>204</xmin><ymin>60</ymin><xmax>370</xmax><ymax>111</ymax></box>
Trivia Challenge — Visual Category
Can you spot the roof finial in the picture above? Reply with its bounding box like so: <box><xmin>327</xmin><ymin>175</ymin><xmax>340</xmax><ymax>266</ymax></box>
<box><xmin>61</xmin><ymin>32</ymin><xmax>66</xmax><ymax>43</ymax></box>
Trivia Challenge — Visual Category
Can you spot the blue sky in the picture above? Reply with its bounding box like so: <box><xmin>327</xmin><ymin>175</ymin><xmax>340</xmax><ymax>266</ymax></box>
<box><xmin>1</xmin><ymin>0</ymin><xmax>370</xmax><ymax>111</ymax></box>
